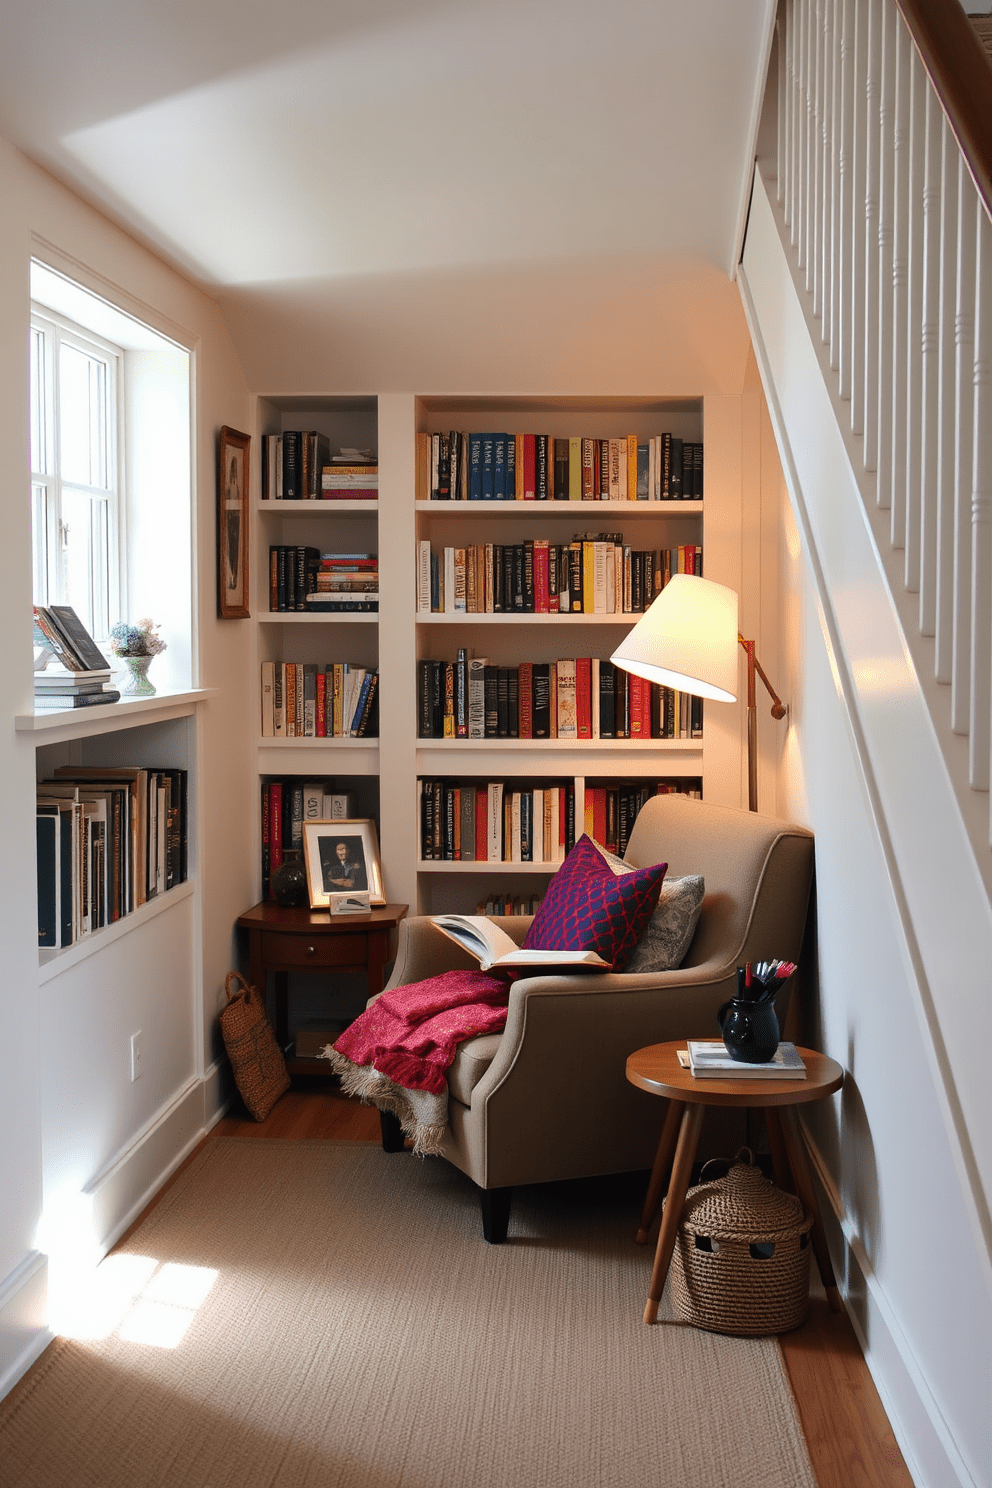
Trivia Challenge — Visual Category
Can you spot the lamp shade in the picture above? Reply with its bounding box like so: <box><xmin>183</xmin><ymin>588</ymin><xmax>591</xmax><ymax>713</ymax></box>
<box><xmin>610</xmin><ymin>573</ymin><xmax>739</xmax><ymax>702</ymax></box>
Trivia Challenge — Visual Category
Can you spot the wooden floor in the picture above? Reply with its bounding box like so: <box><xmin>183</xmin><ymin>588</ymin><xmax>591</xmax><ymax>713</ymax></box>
<box><xmin>128</xmin><ymin>1079</ymin><xmax>915</xmax><ymax>1488</ymax></box>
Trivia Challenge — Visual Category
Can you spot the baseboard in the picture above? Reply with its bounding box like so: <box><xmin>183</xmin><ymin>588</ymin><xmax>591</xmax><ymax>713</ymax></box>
<box><xmin>0</xmin><ymin>1251</ymin><xmax>51</xmax><ymax>1400</ymax></box>
<box><xmin>800</xmin><ymin>1118</ymin><xmax>978</xmax><ymax>1488</ymax></box>
<box><xmin>84</xmin><ymin>1061</ymin><xmax>234</xmax><ymax>1259</ymax></box>
<box><xmin>0</xmin><ymin>1061</ymin><xmax>235</xmax><ymax>1406</ymax></box>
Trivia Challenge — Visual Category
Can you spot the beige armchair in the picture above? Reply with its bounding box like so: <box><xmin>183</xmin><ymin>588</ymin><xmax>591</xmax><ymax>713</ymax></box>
<box><xmin>376</xmin><ymin>794</ymin><xmax>814</xmax><ymax>1241</ymax></box>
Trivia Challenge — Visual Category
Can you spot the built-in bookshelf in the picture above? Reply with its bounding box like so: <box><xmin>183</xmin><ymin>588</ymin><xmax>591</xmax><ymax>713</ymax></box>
<box><xmin>253</xmin><ymin>396</ymin><xmax>382</xmax><ymax>904</ymax></box>
<box><xmin>19</xmin><ymin>696</ymin><xmax>212</xmax><ymax>971</ymax></box>
<box><xmin>250</xmin><ymin>392</ymin><xmax>743</xmax><ymax>917</ymax></box>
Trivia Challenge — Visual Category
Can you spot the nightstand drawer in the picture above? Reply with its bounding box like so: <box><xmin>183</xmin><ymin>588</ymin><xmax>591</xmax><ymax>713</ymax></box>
<box><xmin>260</xmin><ymin>932</ymin><xmax>368</xmax><ymax>969</ymax></box>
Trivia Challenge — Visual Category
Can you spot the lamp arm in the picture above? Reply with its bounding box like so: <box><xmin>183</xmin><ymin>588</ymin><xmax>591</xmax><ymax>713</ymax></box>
<box><xmin>738</xmin><ymin>634</ymin><xmax>787</xmax><ymax>719</ymax></box>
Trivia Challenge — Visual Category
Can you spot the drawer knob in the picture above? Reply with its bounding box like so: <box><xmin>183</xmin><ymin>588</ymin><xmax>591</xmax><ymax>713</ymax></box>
<box><xmin>306</xmin><ymin>944</ymin><xmax>317</xmax><ymax>956</ymax></box>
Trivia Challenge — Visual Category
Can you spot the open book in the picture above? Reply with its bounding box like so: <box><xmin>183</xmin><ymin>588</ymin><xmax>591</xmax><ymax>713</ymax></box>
<box><xmin>431</xmin><ymin>915</ymin><xmax>610</xmax><ymax>972</ymax></box>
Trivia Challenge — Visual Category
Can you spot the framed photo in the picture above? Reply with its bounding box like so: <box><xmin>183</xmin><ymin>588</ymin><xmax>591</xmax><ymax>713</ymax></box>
<box><xmin>303</xmin><ymin>819</ymin><xmax>385</xmax><ymax>908</ymax></box>
<box><xmin>218</xmin><ymin>425</ymin><xmax>250</xmax><ymax>618</ymax></box>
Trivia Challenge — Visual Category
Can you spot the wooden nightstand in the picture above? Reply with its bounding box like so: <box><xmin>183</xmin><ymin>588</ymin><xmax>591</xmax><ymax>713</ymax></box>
<box><xmin>236</xmin><ymin>901</ymin><xmax>408</xmax><ymax>1075</ymax></box>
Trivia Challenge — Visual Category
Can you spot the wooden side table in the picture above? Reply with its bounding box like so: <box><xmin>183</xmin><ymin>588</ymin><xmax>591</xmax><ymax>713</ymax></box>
<box><xmin>626</xmin><ymin>1041</ymin><xmax>844</xmax><ymax>1325</ymax></box>
<box><xmin>236</xmin><ymin>902</ymin><xmax>407</xmax><ymax>1075</ymax></box>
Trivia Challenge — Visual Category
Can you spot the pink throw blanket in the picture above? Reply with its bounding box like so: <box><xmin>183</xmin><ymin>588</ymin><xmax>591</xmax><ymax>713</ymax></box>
<box><xmin>322</xmin><ymin>968</ymin><xmax>512</xmax><ymax>1155</ymax></box>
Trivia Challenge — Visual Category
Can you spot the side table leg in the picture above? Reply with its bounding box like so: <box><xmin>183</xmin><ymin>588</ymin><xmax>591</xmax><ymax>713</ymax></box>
<box><xmin>775</xmin><ymin>1105</ymin><xmax>842</xmax><ymax>1312</ymax></box>
<box><xmin>643</xmin><ymin>1102</ymin><xmax>704</xmax><ymax>1325</ymax></box>
<box><xmin>636</xmin><ymin>1098</ymin><xmax>683</xmax><ymax>1244</ymax></box>
<box><xmin>763</xmin><ymin>1105</ymin><xmax>793</xmax><ymax>1194</ymax></box>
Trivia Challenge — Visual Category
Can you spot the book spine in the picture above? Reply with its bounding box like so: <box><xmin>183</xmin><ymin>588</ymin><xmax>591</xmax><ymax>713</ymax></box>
<box><xmin>517</xmin><ymin>662</ymin><xmax>533</xmax><ymax>739</ymax></box>
<box><xmin>576</xmin><ymin>657</ymin><xmax>592</xmax><ymax>739</ymax></box>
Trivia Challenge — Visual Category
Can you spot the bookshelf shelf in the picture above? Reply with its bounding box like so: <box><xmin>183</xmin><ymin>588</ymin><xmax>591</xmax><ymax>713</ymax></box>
<box><xmin>417</xmin><ymin>860</ymin><xmax>556</xmax><ymax>875</ymax></box>
<box><xmin>417</xmin><ymin>612</ymin><xmax>640</xmax><ymax>626</ymax></box>
<box><xmin>414</xmin><ymin>501</ymin><xmax>703</xmax><ymax>517</ymax></box>
<box><xmin>38</xmin><ymin>879</ymin><xmax>195</xmax><ymax>984</ymax></box>
<box><xmin>18</xmin><ymin>688</ymin><xmax>218</xmax><ymax>743</ymax></box>
<box><xmin>258</xmin><ymin>613</ymin><xmax>378</xmax><ymax>626</ymax></box>
<box><xmin>257</xmin><ymin>500</ymin><xmax>378</xmax><ymax>516</ymax></box>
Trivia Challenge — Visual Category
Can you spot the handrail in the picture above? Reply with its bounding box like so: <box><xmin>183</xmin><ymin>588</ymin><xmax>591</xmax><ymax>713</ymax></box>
<box><xmin>895</xmin><ymin>0</ymin><xmax>992</xmax><ymax>219</ymax></box>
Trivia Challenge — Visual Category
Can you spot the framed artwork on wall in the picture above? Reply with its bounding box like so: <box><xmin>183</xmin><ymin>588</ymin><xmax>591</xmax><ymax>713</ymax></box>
<box><xmin>218</xmin><ymin>425</ymin><xmax>250</xmax><ymax>618</ymax></box>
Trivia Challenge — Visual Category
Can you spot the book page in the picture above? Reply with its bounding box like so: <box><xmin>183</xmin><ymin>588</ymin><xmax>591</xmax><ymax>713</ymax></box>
<box><xmin>433</xmin><ymin>915</ymin><xmax>519</xmax><ymax>966</ymax></box>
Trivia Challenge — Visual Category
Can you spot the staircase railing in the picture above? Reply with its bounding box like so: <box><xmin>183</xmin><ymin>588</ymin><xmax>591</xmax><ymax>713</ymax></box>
<box><xmin>777</xmin><ymin>0</ymin><xmax>992</xmax><ymax>819</ymax></box>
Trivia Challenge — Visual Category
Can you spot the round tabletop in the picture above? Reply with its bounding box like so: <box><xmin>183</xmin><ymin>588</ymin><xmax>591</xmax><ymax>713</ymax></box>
<box><xmin>626</xmin><ymin>1040</ymin><xmax>844</xmax><ymax>1108</ymax></box>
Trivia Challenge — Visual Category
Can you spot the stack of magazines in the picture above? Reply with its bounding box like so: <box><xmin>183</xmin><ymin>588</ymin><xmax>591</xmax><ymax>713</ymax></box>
<box><xmin>33</xmin><ymin>605</ymin><xmax>121</xmax><ymax>710</ymax></box>
<box><xmin>681</xmin><ymin>1040</ymin><xmax>807</xmax><ymax>1079</ymax></box>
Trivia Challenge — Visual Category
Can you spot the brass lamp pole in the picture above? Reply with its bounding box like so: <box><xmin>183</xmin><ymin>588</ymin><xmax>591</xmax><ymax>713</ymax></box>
<box><xmin>738</xmin><ymin>634</ymin><xmax>787</xmax><ymax>813</ymax></box>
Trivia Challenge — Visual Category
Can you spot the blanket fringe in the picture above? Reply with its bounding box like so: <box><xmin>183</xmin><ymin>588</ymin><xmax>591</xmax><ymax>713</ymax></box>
<box><xmin>322</xmin><ymin>1047</ymin><xmax>448</xmax><ymax>1157</ymax></box>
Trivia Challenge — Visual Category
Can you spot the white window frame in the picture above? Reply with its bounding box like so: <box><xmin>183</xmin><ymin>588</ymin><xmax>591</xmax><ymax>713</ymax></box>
<box><xmin>30</xmin><ymin>307</ymin><xmax>126</xmax><ymax>645</ymax></box>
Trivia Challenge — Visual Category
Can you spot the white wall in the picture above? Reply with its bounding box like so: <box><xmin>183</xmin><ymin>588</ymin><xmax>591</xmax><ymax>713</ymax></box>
<box><xmin>0</xmin><ymin>137</ymin><xmax>255</xmax><ymax>1394</ymax></box>
<box><xmin>741</xmin><ymin>170</ymin><xmax>992</xmax><ymax>1488</ymax></box>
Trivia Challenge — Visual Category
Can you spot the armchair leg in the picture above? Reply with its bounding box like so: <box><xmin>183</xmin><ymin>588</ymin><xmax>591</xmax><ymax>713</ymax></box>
<box><xmin>480</xmin><ymin>1187</ymin><xmax>513</xmax><ymax>1244</ymax></box>
<box><xmin>379</xmin><ymin>1109</ymin><xmax>405</xmax><ymax>1153</ymax></box>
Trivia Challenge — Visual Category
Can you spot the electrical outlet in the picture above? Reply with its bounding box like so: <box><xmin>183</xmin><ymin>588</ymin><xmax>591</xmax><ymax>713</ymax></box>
<box><xmin>130</xmin><ymin>1031</ymin><xmax>142</xmax><ymax>1081</ymax></box>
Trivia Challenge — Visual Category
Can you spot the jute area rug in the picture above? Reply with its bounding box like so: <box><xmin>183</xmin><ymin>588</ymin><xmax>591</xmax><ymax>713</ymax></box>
<box><xmin>0</xmin><ymin>1139</ymin><xmax>818</xmax><ymax>1488</ymax></box>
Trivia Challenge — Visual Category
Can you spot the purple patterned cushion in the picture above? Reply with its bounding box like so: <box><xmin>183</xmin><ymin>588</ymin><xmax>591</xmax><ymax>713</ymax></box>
<box><xmin>523</xmin><ymin>834</ymin><xmax>667</xmax><ymax>970</ymax></box>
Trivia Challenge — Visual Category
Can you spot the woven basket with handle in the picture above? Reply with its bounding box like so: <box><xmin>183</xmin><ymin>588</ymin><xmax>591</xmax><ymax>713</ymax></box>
<box><xmin>669</xmin><ymin>1150</ymin><xmax>813</xmax><ymax>1336</ymax></box>
<box><xmin>219</xmin><ymin>971</ymin><xmax>290</xmax><ymax>1122</ymax></box>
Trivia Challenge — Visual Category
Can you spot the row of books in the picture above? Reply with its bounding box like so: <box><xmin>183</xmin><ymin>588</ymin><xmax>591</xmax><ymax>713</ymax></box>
<box><xmin>268</xmin><ymin>548</ymin><xmax>379</xmax><ymax>613</ymax></box>
<box><xmin>260</xmin><ymin>663</ymin><xmax>378</xmax><ymax>738</ymax></box>
<box><xmin>262</xmin><ymin>435</ymin><xmax>378</xmax><ymax>501</ymax></box>
<box><xmin>419</xmin><ymin>778</ymin><xmax>700</xmax><ymax>864</ymax></box>
<box><xmin>418</xmin><ymin>656</ymin><xmax>702</xmax><ymax>741</ymax></box>
<box><xmin>260</xmin><ymin>781</ymin><xmax>361</xmax><ymax>899</ymax></box>
<box><xmin>473</xmin><ymin>895</ymin><xmax>543</xmax><ymax>916</ymax></box>
<box><xmin>36</xmin><ymin>765</ymin><xmax>188</xmax><ymax>949</ymax></box>
<box><xmin>417</xmin><ymin>431</ymin><xmax>703</xmax><ymax>502</ymax></box>
<box><xmin>418</xmin><ymin>539</ymin><xmax>701</xmax><ymax>615</ymax></box>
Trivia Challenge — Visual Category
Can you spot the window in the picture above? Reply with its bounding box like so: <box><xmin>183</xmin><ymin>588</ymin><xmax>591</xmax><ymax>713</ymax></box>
<box><xmin>28</xmin><ymin>260</ymin><xmax>194</xmax><ymax>694</ymax></box>
<box><xmin>30</xmin><ymin>309</ymin><xmax>123</xmax><ymax>644</ymax></box>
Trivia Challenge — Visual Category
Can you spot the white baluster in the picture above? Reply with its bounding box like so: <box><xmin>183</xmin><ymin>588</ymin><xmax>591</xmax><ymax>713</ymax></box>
<box><xmin>919</xmin><ymin>83</ymin><xmax>944</xmax><ymax>636</ymax></box>
<box><xmin>809</xmin><ymin>0</ymin><xmax>820</xmax><ymax>296</ymax></box>
<box><xmin>837</xmin><ymin>0</ymin><xmax>855</xmax><ymax>394</ymax></box>
<box><xmin>815</xmin><ymin>0</ymin><xmax>831</xmax><ymax>324</ymax></box>
<box><xmin>849</xmin><ymin>0</ymin><xmax>868</xmax><ymax>431</ymax></box>
<box><xmin>888</xmin><ymin>13</ymin><xmax>910</xmax><ymax>544</ymax></box>
<box><xmin>825</xmin><ymin>0</ymin><xmax>841</xmax><ymax>360</ymax></box>
<box><xmin>806</xmin><ymin>0</ymin><xmax>818</xmax><ymax>276</ymax></box>
<box><xmin>793</xmin><ymin>0</ymin><xmax>806</xmax><ymax>250</ymax></box>
<box><xmin>903</xmin><ymin>47</ymin><xmax>927</xmax><ymax>592</ymax></box>
<box><xmin>935</xmin><ymin>117</ymin><xmax>960</xmax><ymax>686</ymax></box>
<box><xmin>779</xmin><ymin>3</ymin><xmax>790</xmax><ymax>212</ymax></box>
<box><xmin>952</xmin><ymin>166</ymin><xmax>977</xmax><ymax>735</ymax></box>
<box><xmin>972</xmin><ymin>206</ymin><xmax>992</xmax><ymax>792</ymax></box>
<box><xmin>863</xmin><ymin>0</ymin><xmax>883</xmax><ymax>468</ymax></box>
<box><xmin>875</xmin><ymin>0</ymin><xmax>897</xmax><ymax>510</ymax></box>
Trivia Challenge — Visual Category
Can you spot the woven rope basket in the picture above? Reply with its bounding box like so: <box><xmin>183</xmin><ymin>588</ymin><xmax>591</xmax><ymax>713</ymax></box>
<box><xmin>669</xmin><ymin>1151</ymin><xmax>813</xmax><ymax>1336</ymax></box>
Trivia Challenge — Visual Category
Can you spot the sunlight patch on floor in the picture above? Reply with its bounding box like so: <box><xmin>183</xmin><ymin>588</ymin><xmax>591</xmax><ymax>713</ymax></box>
<box><xmin>53</xmin><ymin>1254</ymin><xmax>218</xmax><ymax>1348</ymax></box>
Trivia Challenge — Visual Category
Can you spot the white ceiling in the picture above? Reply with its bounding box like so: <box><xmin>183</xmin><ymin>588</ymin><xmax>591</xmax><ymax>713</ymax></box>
<box><xmin>0</xmin><ymin>0</ymin><xmax>773</xmax><ymax>291</ymax></box>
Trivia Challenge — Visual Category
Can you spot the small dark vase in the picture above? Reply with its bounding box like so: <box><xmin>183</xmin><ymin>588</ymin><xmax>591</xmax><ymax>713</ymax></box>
<box><xmin>717</xmin><ymin>997</ymin><xmax>780</xmax><ymax>1063</ymax></box>
<box><xmin>271</xmin><ymin>848</ymin><xmax>308</xmax><ymax>908</ymax></box>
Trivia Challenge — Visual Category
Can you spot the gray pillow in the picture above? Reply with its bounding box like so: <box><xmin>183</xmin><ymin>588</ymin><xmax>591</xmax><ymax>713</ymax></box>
<box><xmin>595</xmin><ymin>843</ymin><xmax>704</xmax><ymax>972</ymax></box>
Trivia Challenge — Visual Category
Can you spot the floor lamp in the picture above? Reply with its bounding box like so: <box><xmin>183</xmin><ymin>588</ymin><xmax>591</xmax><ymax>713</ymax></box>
<box><xmin>610</xmin><ymin>574</ymin><xmax>786</xmax><ymax>813</ymax></box>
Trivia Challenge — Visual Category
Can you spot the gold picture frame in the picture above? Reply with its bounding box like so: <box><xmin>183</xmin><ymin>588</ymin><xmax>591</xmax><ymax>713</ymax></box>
<box><xmin>302</xmin><ymin>819</ymin><xmax>385</xmax><ymax>908</ymax></box>
<box><xmin>218</xmin><ymin>425</ymin><xmax>250</xmax><ymax>618</ymax></box>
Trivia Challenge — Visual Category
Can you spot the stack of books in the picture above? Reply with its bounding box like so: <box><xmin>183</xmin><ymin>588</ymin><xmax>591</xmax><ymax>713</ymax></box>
<box><xmin>33</xmin><ymin>606</ymin><xmax>120</xmax><ymax>710</ymax></box>
<box><xmin>321</xmin><ymin>450</ymin><xmax>378</xmax><ymax>501</ymax></box>
<box><xmin>307</xmin><ymin>552</ymin><xmax>378</xmax><ymax>612</ymax></box>
<box><xmin>680</xmin><ymin>1041</ymin><xmax>807</xmax><ymax>1079</ymax></box>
